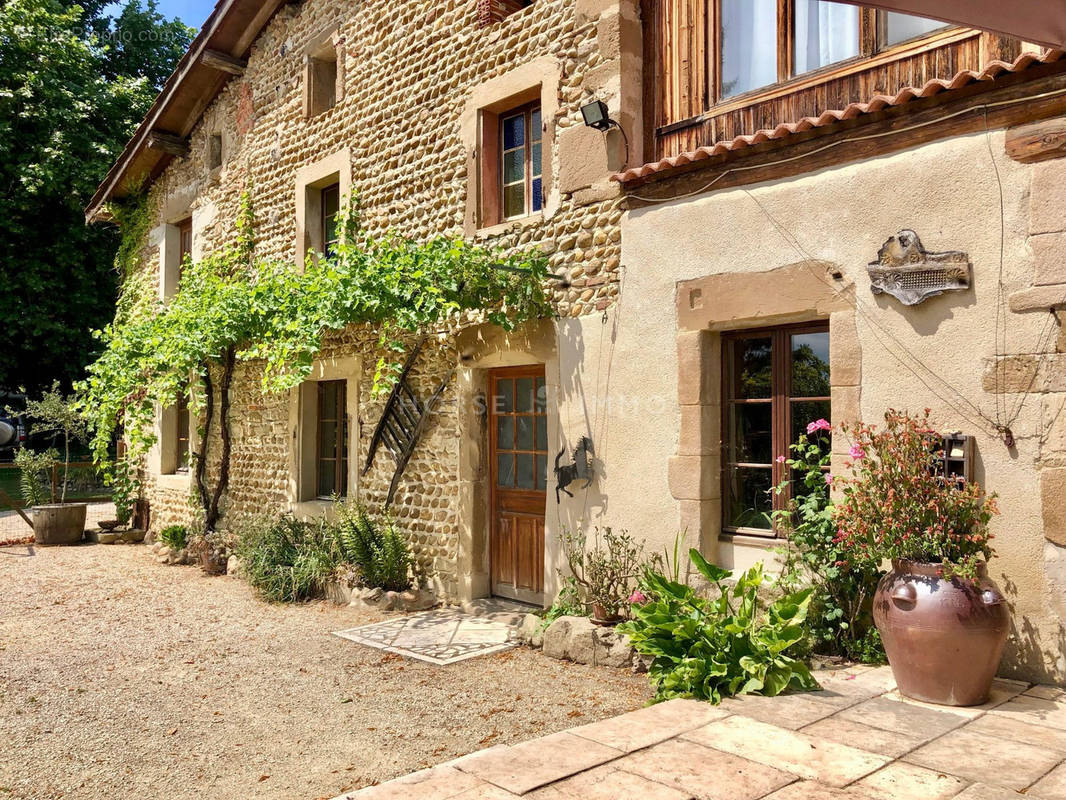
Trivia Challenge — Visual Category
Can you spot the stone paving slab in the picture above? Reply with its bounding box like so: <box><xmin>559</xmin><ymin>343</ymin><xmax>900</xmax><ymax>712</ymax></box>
<box><xmin>333</xmin><ymin>608</ymin><xmax>518</xmax><ymax>665</ymax></box>
<box><xmin>332</xmin><ymin>667</ymin><xmax>1066</xmax><ymax>800</ymax></box>
<box><xmin>456</xmin><ymin>731</ymin><xmax>623</xmax><ymax>795</ymax></box>
<box><xmin>568</xmin><ymin>698</ymin><xmax>729</xmax><ymax>753</ymax></box>
<box><xmin>682</xmin><ymin>715</ymin><xmax>891</xmax><ymax>788</ymax></box>
<box><xmin>619</xmin><ymin>738</ymin><xmax>795</xmax><ymax>800</ymax></box>
<box><xmin>903</xmin><ymin>726</ymin><xmax>1063</xmax><ymax>791</ymax></box>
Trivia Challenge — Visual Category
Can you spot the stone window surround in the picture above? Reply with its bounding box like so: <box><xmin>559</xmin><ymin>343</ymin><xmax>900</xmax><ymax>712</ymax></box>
<box><xmin>152</xmin><ymin>199</ymin><xmax>206</xmax><ymax>304</ymax></box>
<box><xmin>668</xmin><ymin>261</ymin><xmax>858</xmax><ymax>565</ymax></box>
<box><xmin>454</xmin><ymin>320</ymin><xmax>561</xmax><ymax>604</ymax></box>
<box><xmin>303</xmin><ymin>28</ymin><xmax>346</xmax><ymax>119</ymax></box>
<box><xmin>148</xmin><ymin>381</ymin><xmax>199</xmax><ymax>493</ymax></box>
<box><xmin>294</xmin><ymin>148</ymin><xmax>352</xmax><ymax>266</ymax></box>
<box><xmin>287</xmin><ymin>354</ymin><xmax>361</xmax><ymax>520</ymax></box>
<box><xmin>462</xmin><ymin>58</ymin><xmax>561</xmax><ymax>237</ymax></box>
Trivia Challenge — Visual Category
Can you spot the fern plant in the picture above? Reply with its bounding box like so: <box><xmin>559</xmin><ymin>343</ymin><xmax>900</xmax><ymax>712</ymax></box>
<box><xmin>335</xmin><ymin>503</ymin><xmax>412</xmax><ymax>592</ymax></box>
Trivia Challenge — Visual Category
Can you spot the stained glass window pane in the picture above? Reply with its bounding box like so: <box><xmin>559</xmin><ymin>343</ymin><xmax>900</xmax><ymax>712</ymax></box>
<box><xmin>531</xmin><ymin>178</ymin><xmax>543</xmax><ymax>213</ymax></box>
<box><xmin>504</xmin><ymin>149</ymin><xmax>525</xmax><ymax>184</ymax></box>
<box><xmin>503</xmin><ymin>184</ymin><xmax>525</xmax><ymax>218</ymax></box>
<box><xmin>503</xmin><ymin>114</ymin><xmax>525</xmax><ymax>150</ymax></box>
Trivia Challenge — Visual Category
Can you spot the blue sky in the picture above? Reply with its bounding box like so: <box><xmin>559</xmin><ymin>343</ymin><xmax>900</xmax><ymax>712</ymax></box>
<box><xmin>104</xmin><ymin>0</ymin><xmax>217</xmax><ymax>29</ymax></box>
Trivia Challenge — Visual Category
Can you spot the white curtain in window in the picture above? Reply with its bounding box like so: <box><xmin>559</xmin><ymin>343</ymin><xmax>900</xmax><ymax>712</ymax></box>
<box><xmin>794</xmin><ymin>0</ymin><xmax>860</xmax><ymax>75</ymax></box>
<box><xmin>721</xmin><ymin>0</ymin><xmax>778</xmax><ymax>99</ymax></box>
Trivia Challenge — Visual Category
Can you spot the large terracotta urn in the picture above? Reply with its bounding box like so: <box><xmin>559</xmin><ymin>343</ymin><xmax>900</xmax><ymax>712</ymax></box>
<box><xmin>874</xmin><ymin>559</ymin><xmax>1009</xmax><ymax>706</ymax></box>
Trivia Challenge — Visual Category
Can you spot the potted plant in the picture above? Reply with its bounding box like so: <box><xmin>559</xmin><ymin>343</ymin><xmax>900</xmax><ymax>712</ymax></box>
<box><xmin>561</xmin><ymin>526</ymin><xmax>644</xmax><ymax>624</ymax></box>
<box><xmin>13</xmin><ymin>384</ymin><xmax>91</xmax><ymax>546</ymax></box>
<box><xmin>834</xmin><ymin>409</ymin><xmax>1006</xmax><ymax>706</ymax></box>
<box><xmin>191</xmin><ymin>528</ymin><xmax>231</xmax><ymax>575</ymax></box>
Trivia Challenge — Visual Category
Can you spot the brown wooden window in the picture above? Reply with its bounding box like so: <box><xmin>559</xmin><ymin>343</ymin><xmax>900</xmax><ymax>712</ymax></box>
<box><xmin>316</xmin><ymin>380</ymin><xmax>347</xmax><ymax>499</ymax></box>
<box><xmin>715</xmin><ymin>1</ymin><xmax>951</xmax><ymax>101</ymax></box>
<box><xmin>176</xmin><ymin>389</ymin><xmax>191</xmax><ymax>473</ymax></box>
<box><xmin>177</xmin><ymin>217</ymin><xmax>193</xmax><ymax>286</ymax></box>
<box><xmin>477</xmin><ymin>0</ymin><xmax>534</xmax><ymax>28</ymax></box>
<box><xmin>722</xmin><ymin>323</ymin><xmax>830</xmax><ymax>536</ymax></box>
<box><xmin>499</xmin><ymin>104</ymin><xmax>543</xmax><ymax>221</ymax></box>
<box><xmin>321</xmin><ymin>182</ymin><xmax>340</xmax><ymax>258</ymax></box>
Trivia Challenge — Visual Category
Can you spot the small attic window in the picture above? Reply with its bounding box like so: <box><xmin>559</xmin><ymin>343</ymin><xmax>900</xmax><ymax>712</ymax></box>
<box><xmin>306</xmin><ymin>42</ymin><xmax>339</xmax><ymax>118</ymax></box>
<box><xmin>477</xmin><ymin>0</ymin><xmax>534</xmax><ymax>28</ymax></box>
<box><xmin>208</xmin><ymin>134</ymin><xmax>223</xmax><ymax>170</ymax></box>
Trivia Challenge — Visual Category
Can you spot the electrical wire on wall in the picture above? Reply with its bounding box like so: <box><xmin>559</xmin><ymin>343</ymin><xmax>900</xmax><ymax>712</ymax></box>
<box><xmin>625</xmin><ymin>85</ymin><xmax>1066</xmax><ymax>448</ymax></box>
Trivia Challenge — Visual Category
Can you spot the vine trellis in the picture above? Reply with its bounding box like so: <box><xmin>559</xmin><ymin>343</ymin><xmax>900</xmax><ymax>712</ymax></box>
<box><xmin>81</xmin><ymin>190</ymin><xmax>550</xmax><ymax>531</ymax></box>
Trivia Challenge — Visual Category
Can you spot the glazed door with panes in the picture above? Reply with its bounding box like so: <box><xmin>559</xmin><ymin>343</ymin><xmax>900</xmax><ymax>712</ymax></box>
<box><xmin>722</xmin><ymin>323</ymin><xmax>831</xmax><ymax>536</ymax></box>
<box><xmin>489</xmin><ymin>366</ymin><xmax>548</xmax><ymax>604</ymax></box>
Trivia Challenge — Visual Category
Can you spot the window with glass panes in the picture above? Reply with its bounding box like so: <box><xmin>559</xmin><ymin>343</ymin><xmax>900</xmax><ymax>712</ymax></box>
<box><xmin>492</xmin><ymin>373</ymin><xmax>548</xmax><ymax>492</ymax></box>
<box><xmin>176</xmin><ymin>389</ymin><xmax>191</xmax><ymax>473</ymax></box>
<box><xmin>321</xmin><ymin>182</ymin><xmax>340</xmax><ymax>258</ymax></box>
<box><xmin>718</xmin><ymin>0</ymin><xmax>952</xmax><ymax>100</ymax></box>
<box><xmin>499</xmin><ymin>104</ymin><xmax>543</xmax><ymax>220</ymax></box>
<box><xmin>722</xmin><ymin>323</ymin><xmax>830</xmax><ymax>535</ymax></box>
<box><xmin>316</xmin><ymin>380</ymin><xmax>347</xmax><ymax>499</ymax></box>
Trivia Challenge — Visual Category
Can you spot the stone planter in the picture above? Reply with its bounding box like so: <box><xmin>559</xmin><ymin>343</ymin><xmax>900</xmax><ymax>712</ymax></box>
<box><xmin>32</xmin><ymin>504</ymin><xmax>87</xmax><ymax>546</ymax></box>
<box><xmin>874</xmin><ymin>559</ymin><xmax>1010</xmax><ymax>706</ymax></box>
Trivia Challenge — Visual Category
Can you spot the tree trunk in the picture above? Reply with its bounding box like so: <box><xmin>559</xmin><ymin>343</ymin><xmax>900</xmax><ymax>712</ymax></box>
<box><xmin>206</xmin><ymin>347</ymin><xmax>236</xmax><ymax>532</ymax></box>
<box><xmin>194</xmin><ymin>360</ymin><xmax>215</xmax><ymax>526</ymax></box>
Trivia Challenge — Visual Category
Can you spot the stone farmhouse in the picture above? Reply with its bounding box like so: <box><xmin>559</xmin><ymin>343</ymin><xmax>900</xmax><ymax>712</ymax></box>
<box><xmin>88</xmin><ymin>0</ymin><xmax>1066</xmax><ymax>683</ymax></box>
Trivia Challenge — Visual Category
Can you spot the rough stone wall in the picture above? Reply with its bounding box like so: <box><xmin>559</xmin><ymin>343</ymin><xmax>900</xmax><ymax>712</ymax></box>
<box><xmin>130</xmin><ymin>0</ymin><xmax>629</xmax><ymax>598</ymax></box>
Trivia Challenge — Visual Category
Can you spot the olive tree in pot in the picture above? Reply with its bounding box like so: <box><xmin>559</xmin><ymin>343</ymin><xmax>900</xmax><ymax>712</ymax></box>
<box><xmin>13</xmin><ymin>383</ymin><xmax>91</xmax><ymax>545</ymax></box>
<box><xmin>562</xmin><ymin>526</ymin><xmax>644</xmax><ymax>625</ymax></box>
<box><xmin>834</xmin><ymin>410</ymin><xmax>1004</xmax><ymax>707</ymax></box>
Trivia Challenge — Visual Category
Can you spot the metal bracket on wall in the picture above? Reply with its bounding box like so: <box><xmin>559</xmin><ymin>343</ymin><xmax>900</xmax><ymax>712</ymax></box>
<box><xmin>363</xmin><ymin>337</ymin><xmax>454</xmax><ymax>507</ymax></box>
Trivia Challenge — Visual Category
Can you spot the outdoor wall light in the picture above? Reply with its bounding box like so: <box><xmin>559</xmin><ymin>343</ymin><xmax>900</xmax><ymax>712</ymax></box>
<box><xmin>580</xmin><ymin>100</ymin><xmax>615</xmax><ymax>131</ymax></box>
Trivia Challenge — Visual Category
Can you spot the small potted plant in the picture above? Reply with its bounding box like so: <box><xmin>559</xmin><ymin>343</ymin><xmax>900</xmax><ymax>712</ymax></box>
<box><xmin>191</xmin><ymin>528</ymin><xmax>231</xmax><ymax>575</ymax></box>
<box><xmin>561</xmin><ymin>526</ymin><xmax>644</xmax><ymax>625</ymax></box>
<box><xmin>13</xmin><ymin>384</ymin><xmax>91</xmax><ymax>546</ymax></box>
<box><xmin>834</xmin><ymin>409</ymin><xmax>1006</xmax><ymax>706</ymax></box>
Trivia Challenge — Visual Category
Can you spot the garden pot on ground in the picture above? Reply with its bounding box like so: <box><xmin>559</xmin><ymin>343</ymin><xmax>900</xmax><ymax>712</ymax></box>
<box><xmin>874</xmin><ymin>559</ymin><xmax>1009</xmax><ymax>706</ymax></box>
<box><xmin>32</xmin><ymin>504</ymin><xmax>87</xmax><ymax>546</ymax></box>
<box><xmin>590</xmin><ymin>603</ymin><xmax>624</xmax><ymax>626</ymax></box>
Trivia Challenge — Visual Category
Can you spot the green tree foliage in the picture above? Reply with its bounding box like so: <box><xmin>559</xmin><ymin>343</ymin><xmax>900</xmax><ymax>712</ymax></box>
<box><xmin>0</xmin><ymin>0</ymin><xmax>193</xmax><ymax>393</ymax></box>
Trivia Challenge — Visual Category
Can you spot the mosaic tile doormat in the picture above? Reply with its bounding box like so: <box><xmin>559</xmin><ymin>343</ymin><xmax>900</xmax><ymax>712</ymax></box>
<box><xmin>333</xmin><ymin>608</ymin><xmax>519</xmax><ymax>665</ymax></box>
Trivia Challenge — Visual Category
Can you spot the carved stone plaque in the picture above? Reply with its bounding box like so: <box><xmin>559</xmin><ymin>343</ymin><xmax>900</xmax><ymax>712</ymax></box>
<box><xmin>867</xmin><ymin>230</ymin><xmax>972</xmax><ymax>306</ymax></box>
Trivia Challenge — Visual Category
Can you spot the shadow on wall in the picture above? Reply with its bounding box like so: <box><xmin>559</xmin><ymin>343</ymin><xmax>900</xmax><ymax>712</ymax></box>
<box><xmin>999</xmin><ymin>571</ymin><xmax>1066</xmax><ymax>684</ymax></box>
<box><xmin>870</xmin><ymin>281</ymin><xmax>976</xmax><ymax>337</ymax></box>
<box><xmin>553</xmin><ymin>312</ymin><xmax>623</xmax><ymax>527</ymax></box>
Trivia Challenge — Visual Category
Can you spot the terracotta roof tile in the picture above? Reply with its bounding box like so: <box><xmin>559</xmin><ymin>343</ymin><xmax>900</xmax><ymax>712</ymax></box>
<box><xmin>613</xmin><ymin>48</ymin><xmax>1066</xmax><ymax>184</ymax></box>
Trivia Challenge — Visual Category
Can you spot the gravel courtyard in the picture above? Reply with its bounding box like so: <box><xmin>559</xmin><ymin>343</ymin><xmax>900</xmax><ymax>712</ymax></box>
<box><xmin>0</xmin><ymin>543</ymin><xmax>651</xmax><ymax>800</ymax></box>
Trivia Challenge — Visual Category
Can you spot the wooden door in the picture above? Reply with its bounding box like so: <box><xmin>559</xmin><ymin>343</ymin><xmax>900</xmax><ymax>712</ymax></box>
<box><xmin>489</xmin><ymin>366</ymin><xmax>547</xmax><ymax>604</ymax></box>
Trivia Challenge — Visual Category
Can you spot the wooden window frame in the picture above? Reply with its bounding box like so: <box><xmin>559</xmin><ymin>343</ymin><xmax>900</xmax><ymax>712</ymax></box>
<box><xmin>315</xmin><ymin>380</ymin><xmax>348</xmax><ymax>500</ymax></box>
<box><xmin>175</xmin><ymin>389</ymin><xmax>191</xmax><ymax>474</ymax></box>
<box><xmin>703</xmin><ymin>1</ymin><xmax>961</xmax><ymax>118</ymax></box>
<box><xmin>320</xmin><ymin>182</ymin><xmax>340</xmax><ymax>258</ymax></box>
<box><xmin>177</xmin><ymin>217</ymin><xmax>193</xmax><ymax>286</ymax></box>
<box><xmin>721</xmin><ymin>321</ymin><xmax>830</xmax><ymax>538</ymax></box>
<box><xmin>497</xmin><ymin>102</ymin><xmax>543</xmax><ymax>223</ymax></box>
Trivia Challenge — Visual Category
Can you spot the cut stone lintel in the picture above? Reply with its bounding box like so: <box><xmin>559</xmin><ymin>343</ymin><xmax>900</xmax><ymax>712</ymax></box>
<box><xmin>1009</xmin><ymin>284</ymin><xmax>1066</xmax><ymax>313</ymax></box>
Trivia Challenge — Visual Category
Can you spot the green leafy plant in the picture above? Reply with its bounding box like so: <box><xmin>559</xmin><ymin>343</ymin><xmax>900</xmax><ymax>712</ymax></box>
<box><xmin>537</xmin><ymin>575</ymin><xmax>586</xmax><ymax>633</ymax></box>
<box><xmin>81</xmin><ymin>193</ymin><xmax>550</xmax><ymax>535</ymax></box>
<box><xmin>834</xmin><ymin>409</ymin><xmax>998</xmax><ymax>580</ymax></box>
<box><xmin>14</xmin><ymin>447</ymin><xmax>58</xmax><ymax>507</ymax></box>
<box><xmin>235</xmin><ymin>515</ymin><xmax>339</xmax><ymax>603</ymax></box>
<box><xmin>159</xmin><ymin>524</ymin><xmax>188</xmax><ymax>550</ymax></box>
<box><xmin>15</xmin><ymin>382</ymin><xmax>89</xmax><ymax>503</ymax></box>
<box><xmin>562</xmin><ymin>526</ymin><xmax>645</xmax><ymax>620</ymax></box>
<box><xmin>773</xmin><ymin>430</ymin><xmax>884</xmax><ymax>663</ymax></box>
<box><xmin>619</xmin><ymin>550</ymin><xmax>820</xmax><ymax>704</ymax></box>
<box><xmin>335</xmin><ymin>503</ymin><xmax>413</xmax><ymax>592</ymax></box>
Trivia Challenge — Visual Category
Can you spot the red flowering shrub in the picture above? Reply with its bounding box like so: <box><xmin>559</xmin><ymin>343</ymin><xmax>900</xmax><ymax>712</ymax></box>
<box><xmin>834</xmin><ymin>409</ymin><xmax>998</xmax><ymax>580</ymax></box>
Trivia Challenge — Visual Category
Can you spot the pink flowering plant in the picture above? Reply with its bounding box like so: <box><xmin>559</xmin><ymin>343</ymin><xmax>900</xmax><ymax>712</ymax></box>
<box><xmin>773</xmin><ymin>425</ymin><xmax>883</xmax><ymax>663</ymax></box>
<box><xmin>834</xmin><ymin>409</ymin><xmax>998</xmax><ymax>581</ymax></box>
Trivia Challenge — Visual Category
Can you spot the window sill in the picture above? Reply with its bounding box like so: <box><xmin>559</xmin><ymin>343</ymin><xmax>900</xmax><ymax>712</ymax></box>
<box><xmin>720</xmin><ymin>529</ymin><xmax>779</xmax><ymax>546</ymax></box>
<box><xmin>291</xmin><ymin>499</ymin><xmax>342</xmax><ymax>520</ymax></box>
<box><xmin>156</xmin><ymin>472</ymin><xmax>192</xmax><ymax>492</ymax></box>
<box><xmin>476</xmin><ymin>212</ymin><xmax>543</xmax><ymax>239</ymax></box>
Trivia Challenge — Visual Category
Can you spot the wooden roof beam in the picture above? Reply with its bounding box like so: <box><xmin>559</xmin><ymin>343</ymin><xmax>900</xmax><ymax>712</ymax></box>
<box><xmin>146</xmin><ymin>131</ymin><xmax>190</xmax><ymax>158</ymax></box>
<box><xmin>200</xmin><ymin>49</ymin><xmax>247</xmax><ymax>75</ymax></box>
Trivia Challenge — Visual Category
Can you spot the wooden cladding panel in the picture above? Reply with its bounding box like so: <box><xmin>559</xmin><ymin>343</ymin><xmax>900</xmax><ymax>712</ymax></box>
<box><xmin>646</xmin><ymin>0</ymin><xmax>1022</xmax><ymax>164</ymax></box>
